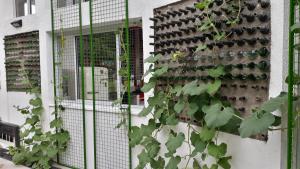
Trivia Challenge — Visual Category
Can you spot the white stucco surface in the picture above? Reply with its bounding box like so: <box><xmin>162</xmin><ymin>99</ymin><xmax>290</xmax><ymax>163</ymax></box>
<box><xmin>0</xmin><ymin>0</ymin><xmax>287</xmax><ymax>169</ymax></box>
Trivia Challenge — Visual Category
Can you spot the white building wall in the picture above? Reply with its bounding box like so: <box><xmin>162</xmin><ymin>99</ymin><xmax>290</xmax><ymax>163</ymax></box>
<box><xmin>0</xmin><ymin>0</ymin><xmax>287</xmax><ymax>169</ymax></box>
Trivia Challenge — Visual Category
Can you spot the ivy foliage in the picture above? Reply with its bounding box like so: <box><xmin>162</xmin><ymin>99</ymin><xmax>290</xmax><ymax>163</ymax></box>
<box><xmin>9</xmin><ymin>26</ymin><xmax>70</xmax><ymax>169</ymax></box>
<box><xmin>130</xmin><ymin>53</ymin><xmax>286</xmax><ymax>169</ymax></box>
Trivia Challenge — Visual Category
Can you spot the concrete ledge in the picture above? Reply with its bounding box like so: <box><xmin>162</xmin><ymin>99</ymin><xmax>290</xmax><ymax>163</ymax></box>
<box><xmin>0</xmin><ymin>158</ymin><xmax>29</xmax><ymax>169</ymax></box>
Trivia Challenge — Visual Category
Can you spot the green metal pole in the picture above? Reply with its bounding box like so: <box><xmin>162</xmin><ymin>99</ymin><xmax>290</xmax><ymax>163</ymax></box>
<box><xmin>79</xmin><ymin>0</ymin><xmax>88</xmax><ymax>168</ymax></box>
<box><xmin>50</xmin><ymin>0</ymin><xmax>59</xmax><ymax>163</ymax></box>
<box><xmin>288</xmin><ymin>0</ymin><xmax>295</xmax><ymax>169</ymax></box>
<box><xmin>124</xmin><ymin>0</ymin><xmax>132</xmax><ymax>168</ymax></box>
<box><xmin>88</xmin><ymin>0</ymin><xmax>97</xmax><ymax>168</ymax></box>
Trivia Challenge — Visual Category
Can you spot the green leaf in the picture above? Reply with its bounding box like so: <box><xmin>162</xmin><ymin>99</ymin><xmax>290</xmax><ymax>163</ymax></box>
<box><xmin>25</xmin><ymin>116</ymin><xmax>39</xmax><ymax>125</ymax></box>
<box><xmin>182</xmin><ymin>80</ymin><xmax>198</xmax><ymax>95</ymax></box>
<box><xmin>154</xmin><ymin>108</ymin><xmax>164</xmax><ymax>119</ymax></box>
<box><xmin>166</xmin><ymin>114</ymin><xmax>179</xmax><ymax>126</ymax></box>
<box><xmin>239</xmin><ymin>112</ymin><xmax>275</xmax><ymax>138</ymax></box>
<box><xmin>170</xmin><ymin>85</ymin><xmax>183</xmax><ymax>97</ymax></box>
<box><xmin>259</xmin><ymin>94</ymin><xmax>288</xmax><ymax>113</ymax></box>
<box><xmin>143</xmin><ymin>137</ymin><xmax>160</xmax><ymax>158</ymax></box>
<box><xmin>291</xmin><ymin>23</ymin><xmax>300</xmax><ymax>33</ymax></box>
<box><xmin>46</xmin><ymin>147</ymin><xmax>58</xmax><ymax>158</ymax></box>
<box><xmin>191</xmin><ymin>132</ymin><xmax>207</xmax><ymax>157</ymax></box>
<box><xmin>200</xmin><ymin>126</ymin><xmax>216</xmax><ymax>142</ymax></box>
<box><xmin>150</xmin><ymin>156</ymin><xmax>165</xmax><ymax>169</ymax></box>
<box><xmin>29</xmin><ymin>98</ymin><xmax>43</xmax><ymax>107</ymax></box>
<box><xmin>187</xmin><ymin>102</ymin><xmax>199</xmax><ymax>117</ymax></box>
<box><xmin>166</xmin><ymin>156</ymin><xmax>181</xmax><ymax>169</ymax></box>
<box><xmin>32</xmin><ymin>107</ymin><xmax>43</xmax><ymax>115</ymax></box>
<box><xmin>145</xmin><ymin>54</ymin><xmax>162</xmax><ymax>63</ymax></box>
<box><xmin>211</xmin><ymin>164</ymin><xmax>219</xmax><ymax>169</ymax></box>
<box><xmin>130</xmin><ymin>120</ymin><xmax>157</xmax><ymax>146</ymax></box>
<box><xmin>208</xmin><ymin>66</ymin><xmax>225</xmax><ymax>78</ymax></box>
<box><xmin>207</xmin><ymin>143</ymin><xmax>227</xmax><ymax>159</ymax></box>
<box><xmin>136</xmin><ymin>150</ymin><xmax>151</xmax><ymax>169</ymax></box>
<box><xmin>218</xmin><ymin>156</ymin><xmax>232</xmax><ymax>169</ymax></box>
<box><xmin>20</xmin><ymin>109</ymin><xmax>30</xmax><ymax>115</ymax></box>
<box><xmin>141</xmin><ymin>80</ymin><xmax>156</xmax><ymax>93</ymax></box>
<box><xmin>165</xmin><ymin>132</ymin><xmax>185</xmax><ymax>157</ymax></box>
<box><xmin>285</xmin><ymin>73</ymin><xmax>300</xmax><ymax>85</ymax></box>
<box><xmin>193</xmin><ymin>160</ymin><xmax>201</xmax><ymax>169</ymax></box>
<box><xmin>182</xmin><ymin>81</ymin><xmax>207</xmax><ymax>96</ymax></box>
<box><xmin>207</xmin><ymin>80</ymin><xmax>222</xmax><ymax>96</ymax></box>
<box><xmin>203</xmin><ymin>103</ymin><xmax>234</xmax><ymax>128</ymax></box>
<box><xmin>154</xmin><ymin>66</ymin><xmax>168</xmax><ymax>77</ymax></box>
<box><xmin>174</xmin><ymin>97</ymin><xmax>185</xmax><ymax>114</ymax></box>
<box><xmin>203</xmin><ymin>165</ymin><xmax>210</xmax><ymax>169</ymax></box>
<box><xmin>139</xmin><ymin>106</ymin><xmax>153</xmax><ymax>116</ymax></box>
<box><xmin>50</xmin><ymin>118</ymin><xmax>63</xmax><ymax>128</ymax></box>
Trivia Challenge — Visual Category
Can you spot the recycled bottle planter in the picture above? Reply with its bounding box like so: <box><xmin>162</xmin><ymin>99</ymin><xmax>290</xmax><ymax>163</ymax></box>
<box><xmin>259</xmin><ymin>0</ymin><xmax>270</xmax><ymax>9</ymax></box>
<box><xmin>258</xmin><ymin>61</ymin><xmax>270</xmax><ymax>71</ymax></box>
<box><xmin>257</xmin><ymin>47</ymin><xmax>270</xmax><ymax>57</ymax></box>
<box><xmin>243</xmin><ymin>27</ymin><xmax>256</xmax><ymax>35</ymax></box>
<box><xmin>244</xmin><ymin>1</ymin><xmax>256</xmax><ymax>11</ymax></box>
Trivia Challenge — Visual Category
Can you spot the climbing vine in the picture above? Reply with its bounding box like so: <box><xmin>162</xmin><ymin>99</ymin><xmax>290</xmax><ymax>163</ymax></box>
<box><xmin>9</xmin><ymin>16</ymin><xmax>70</xmax><ymax>169</ymax></box>
<box><xmin>131</xmin><ymin>1</ymin><xmax>288</xmax><ymax>169</ymax></box>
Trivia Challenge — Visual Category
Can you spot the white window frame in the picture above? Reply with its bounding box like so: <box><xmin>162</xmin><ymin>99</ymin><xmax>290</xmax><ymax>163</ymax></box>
<box><xmin>14</xmin><ymin>0</ymin><xmax>36</xmax><ymax>17</ymax></box>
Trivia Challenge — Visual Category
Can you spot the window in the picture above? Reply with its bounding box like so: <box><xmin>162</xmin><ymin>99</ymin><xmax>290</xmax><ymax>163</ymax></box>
<box><xmin>57</xmin><ymin>0</ymin><xmax>89</xmax><ymax>8</ymax></box>
<box><xmin>15</xmin><ymin>0</ymin><xmax>36</xmax><ymax>17</ymax></box>
<box><xmin>59</xmin><ymin>27</ymin><xmax>144</xmax><ymax>105</ymax></box>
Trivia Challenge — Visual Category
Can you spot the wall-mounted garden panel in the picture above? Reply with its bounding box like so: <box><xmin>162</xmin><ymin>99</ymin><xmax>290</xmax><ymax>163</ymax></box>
<box><xmin>4</xmin><ymin>31</ymin><xmax>40</xmax><ymax>92</ymax></box>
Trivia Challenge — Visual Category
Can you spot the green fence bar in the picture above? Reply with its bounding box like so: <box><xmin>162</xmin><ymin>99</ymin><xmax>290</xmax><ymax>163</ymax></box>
<box><xmin>125</xmin><ymin>0</ymin><xmax>132</xmax><ymax>168</ymax></box>
<box><xmin>88</xmin><ymin>0</ymin><xmax>98</xmax><ymax>168</ymax></box>
<box><xmin>288</xmin><ymin>0</ymin><xmax>295</xmax><ymax>168</ymax></box>
<box><xmin>79</xmin><ymin>0</ymin><xmax>88</xmax><ymax>168</ymax></box>
<box><xmin>50</xmin><ymin>0</ymin><xmax>59</xmax><ymax>163</ymax></box>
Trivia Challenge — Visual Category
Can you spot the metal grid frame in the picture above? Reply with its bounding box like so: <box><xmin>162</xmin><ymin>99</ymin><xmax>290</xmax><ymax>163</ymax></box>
<box><xmin>51</xmin><ymin>0</ymin><xmax>133</xmax><ymax>168</ymax></box>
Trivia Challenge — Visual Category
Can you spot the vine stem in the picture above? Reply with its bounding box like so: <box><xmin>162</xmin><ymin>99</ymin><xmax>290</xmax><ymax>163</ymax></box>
<box><xmin>233</xmin><ymin>114</ymin><xmax>244</xmax><ymax>120</ymax></box>
<box><xmin>184</xmin><ymin>123</ymin><xmax>192</xmax><ymax>169</ymax></box>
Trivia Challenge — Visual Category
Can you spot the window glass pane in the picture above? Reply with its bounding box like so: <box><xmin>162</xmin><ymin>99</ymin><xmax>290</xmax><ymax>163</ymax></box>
<box><xmin>15</xmin><ymin>0</ymin><xmax>28</xmax><ymax>17</ymax></box>
<box><xmin>57</xmin><ymin>0</ymin><xmax>67</xmax><ymax>8</ymax></box>
<box><xmin>76</xmin><ymin>32</ymin><xmax>117</xmax><ymax>101</ymax></box>
<box><xmin>30</xmin><ymin>0</ymin><xmax>35</xmax><ymax>14</ymax></box>
<box><xmin>124</xmin><ymin>27</ymin><xmax>144</xmax><ymax>105</ymax></box>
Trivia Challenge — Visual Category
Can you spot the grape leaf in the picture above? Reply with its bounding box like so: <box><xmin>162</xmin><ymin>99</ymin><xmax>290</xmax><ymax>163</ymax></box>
<box><xmin>200</xmin><ymin>126</ymin><xmax>216</xmax><ymax>142</ymax></box>
<box><xmin>193</xmin><ymin>160</ymin><xmax>201</xmax><ymax>169</ymax></box>
<box><xmin>166</xmin><ymin>156</ymin><xmax>181</xmax><ymax>169</ymax></box>
<box><xmin>187</xmin><ymin>102</ymin><xmax>199</xmax><ymax>117</ymax></box>
<box><xmin>218</xmin><ymin>156</ymin><xmax>232</xmax><ymax>169</ymax></box>
<box><xmin>182</xmin><ymin>80</ymin><xmax>207</xmax><ymax>96</ymax></box>
<box><xmin>174</xmin><ymin>97</ymin><xmax>185</xmax><ymax>114</ymax></box>
<box><xmin>139</xmin><ymin>106</ymin><xmax>153</xmax><ymax>117</ymax></box>
<box><xmin>207</xmin><ymin>142</ymin><xmax>227</xmax><ymax>159</ymax></box>
<box><xmin>202</xmin><ymin>103</ymin><xmax>234</xmax><ymax>128</ymax></box>
<box><xmin>145</xmin><ymin>54</ymin><xmax>162</xmax><ymax>63</ymax></box>
<box><xmin>141</xmin><ymin>80</ymin><xmax>156</xmax><ymax>93</ymax></box>
<box><xmin>136</xmin><ymin>150</ymin><xmax>151</xmax><ymax>169</ymax></box>
<box><xmin>239</xmin><ymin>112</ymin><xmax>275</xmax><ymax>138</ymax></box>
<box><xmin>191</xmin><ymin>131</ymin><xmax>207</xmax><ymax>157</ymax></box>
<box><xmin>207</xmin><ymin>80</ymin><xmax>222</xmax><ymax>96</ymax></box>
<box><xmin>166</xmin><ymin>114</ymin><xmax>179</xmax><ymax>126</ymax></box>
<box><xmin>154</xmin><ymin>66</ymin><xmax>168</xmax><ymax>77</ymax></box>
<box><xmin>259</xmin><ymin>94</ymin><xmax>287</xmax><ymax>113</ymax></box>
<box><xmin>208</xmin><ymin>66</ymin><xmax>225</xmax><ymax>78</ymax></box>
<box><xmin>150</xmin><ymin>156</ymin><xmax>165</xmax><ymax>169</ymax></box>
<box><xmin>165</xmin><ymin>132</ymin><xmax>185</xmax><ymax>157</ymax></box>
